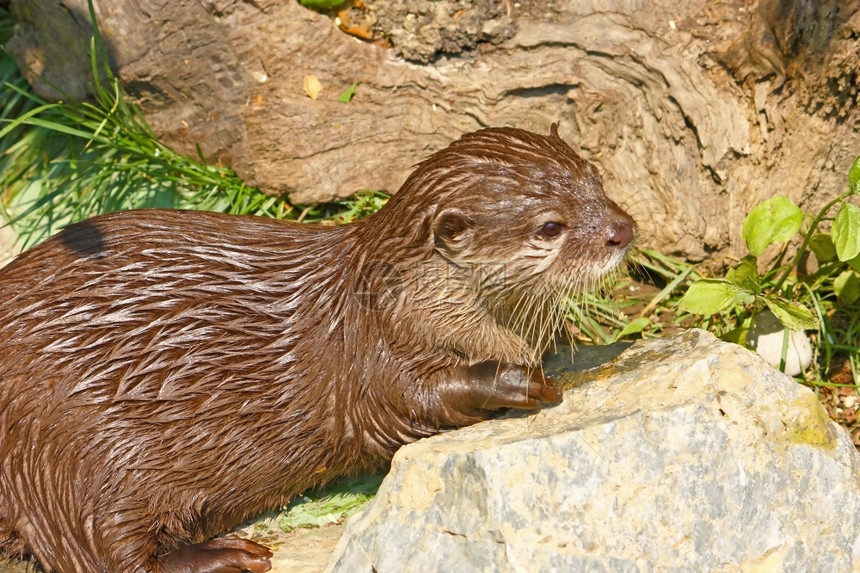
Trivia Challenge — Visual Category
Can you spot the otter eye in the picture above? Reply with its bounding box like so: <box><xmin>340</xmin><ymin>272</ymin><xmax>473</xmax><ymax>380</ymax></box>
<box><xmin>540</xmin><ymin>222</ymin><xmax>564</xmax><ymax>238</ymax></box>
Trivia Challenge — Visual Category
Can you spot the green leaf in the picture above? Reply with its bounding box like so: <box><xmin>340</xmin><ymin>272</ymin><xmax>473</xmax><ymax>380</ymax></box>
<box><xmin>761</xmin><ymin>297</ymin><xmax>817</xmax><ymax>331</ymax></box>
<box><xmin>339</xmin><ymin>83</ymin><xmax>357</xmax><ymax>104</ymax></box>
<box><xmin>742</xmin><ymin>196</ymin><xmax>803</xmax><ymax>256</ymax></box>
<box><xmin>679</xmin><ymin>279</ymin><xmax>755</xmax><ymax>316</ymax></box>
<box><xmin>0</xmin><ymin>101</ymin><xmax>62</xmax><ymax>140</ymax></box>
<box><xmin>721</xmin><ymin>316</ymin><xmax>753</xmax><ymax>346</ymax></box>
<box><xmin>849</xmin><ymin>253</ymin><xmax>860</xmax><ymax>271</ymax></box>
<box><xmin>725</xmin><ymin>254</ymin><xmax>760</xmax><ymax>293</ymax></box>
<box><xmin>833</xmin><ymin>269</ymin><xmax>860</xmax><ymax>304</ymax></box>
<box><xmin>808</xmin><ymin>233</ymin><xmax>837</xmax><ymax>263</ymax></box>
<box><xmin>849</xmin><ymin>155</ymin><xmax>860</xmax><ymax>193</ymax></box>
<box><xmin>833</xmin><ymin>202</ymin><xmax>860</xmax><ymax>262</ymax></box>
<box><xmin>616</xmin><ymin>317</ymin><xmax>650</xmax><ymax>340</ymax></box>
<box><xmin>299</xmin><ymin>0</ymin><xmax>347</xmax><ymax>8</ymax></box>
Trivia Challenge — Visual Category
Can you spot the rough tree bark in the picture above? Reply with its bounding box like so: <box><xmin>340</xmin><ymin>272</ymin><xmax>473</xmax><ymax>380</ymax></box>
<box><xmin>7</xmin><ymin>0</ymin><xmax>860</xmax><ymax>262</ymax></box>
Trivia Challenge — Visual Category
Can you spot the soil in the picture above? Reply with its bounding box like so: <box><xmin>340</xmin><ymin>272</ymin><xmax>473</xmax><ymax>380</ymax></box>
<box><xmin>235</xmin><ymin>518</ymin><xmax>348</xmax><ymax>573</ymax></box>
<box><xmin>818</xmin><ymin>362</ymin><xmax>860</xmax><ymax>447</ymax></box>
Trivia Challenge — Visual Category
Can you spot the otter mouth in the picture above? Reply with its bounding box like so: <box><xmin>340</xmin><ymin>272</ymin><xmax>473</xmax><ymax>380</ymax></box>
<box><xmin>584</xmin><ymin>247</ymin><xmax>633</xmax><ymax>285</ymax></box>
<box><xmin>518</xmin><ymin>242</ymin><xmax>634</xmax><ymax>359</ymax></box>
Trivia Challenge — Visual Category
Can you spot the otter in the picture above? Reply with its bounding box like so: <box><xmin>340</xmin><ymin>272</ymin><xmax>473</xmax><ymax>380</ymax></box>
<box><xmin>0</xmin><ymin>126</ymin><xmax>635</xmax><ymax>572</ymax></box>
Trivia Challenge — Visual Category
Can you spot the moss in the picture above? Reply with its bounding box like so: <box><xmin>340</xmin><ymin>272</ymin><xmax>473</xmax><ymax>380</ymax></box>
<box><xmin>786</xmin><ymin>394</ymin><xmax>837</xmax><ymax>450</ymax></box>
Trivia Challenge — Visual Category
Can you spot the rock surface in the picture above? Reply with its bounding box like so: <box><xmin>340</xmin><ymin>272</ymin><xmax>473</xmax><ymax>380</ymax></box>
<box><xmin>7</xmin><ymin>0</ymin><xmax>860</xmax><ymax>262</ymax></box>
<box><xmin>325</xmin><ymin>329</ymin><xmax>860</xmax><ymax>573</ymax></box>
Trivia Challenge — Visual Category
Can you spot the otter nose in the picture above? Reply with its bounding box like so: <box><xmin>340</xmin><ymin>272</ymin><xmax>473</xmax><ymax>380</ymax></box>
<box><xmin>607</xmin><ymin>219</ymin><xmax>634</xmax><ymax>249</ymax></box>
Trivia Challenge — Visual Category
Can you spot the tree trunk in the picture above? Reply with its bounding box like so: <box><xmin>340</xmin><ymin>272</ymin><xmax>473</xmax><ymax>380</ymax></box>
<box><xmin>8</xmin><ymin>0</ymin><xmax>859</xmax><ymax>262</ymax></box>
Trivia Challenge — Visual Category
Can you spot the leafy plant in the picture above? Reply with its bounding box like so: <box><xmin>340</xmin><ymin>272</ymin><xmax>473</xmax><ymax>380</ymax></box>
<box><xmin>679</xmin><ymin>157</ymin><xmax>860</xmax><ymax>377</ymax></box>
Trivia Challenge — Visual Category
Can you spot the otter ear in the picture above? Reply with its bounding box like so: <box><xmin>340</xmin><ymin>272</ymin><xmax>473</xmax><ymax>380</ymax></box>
<box><xmin>433</xmin><ymin>208</ymin><xmax>474</xmax><ymax>254</ymax></box>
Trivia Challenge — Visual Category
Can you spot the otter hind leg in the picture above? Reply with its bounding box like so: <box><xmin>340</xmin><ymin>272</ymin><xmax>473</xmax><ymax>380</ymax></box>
<box><xmin>156</xmin><ymin>536</ymin><xmax>273</xmax><ymax>573</ymax></box>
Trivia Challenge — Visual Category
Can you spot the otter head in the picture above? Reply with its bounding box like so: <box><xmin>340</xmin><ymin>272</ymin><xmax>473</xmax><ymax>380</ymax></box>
<box><xmin>370</xmin><ymin>125</ymin><xmax>636</xmax><ymax>364</ymax></box>
<box><xmin>430</xmin><ymin>125</ymin><xmax>632</xmax><ymax>284</ymax></box>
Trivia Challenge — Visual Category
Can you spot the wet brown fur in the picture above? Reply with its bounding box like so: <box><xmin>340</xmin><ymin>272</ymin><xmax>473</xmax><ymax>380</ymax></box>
<box><xmin>0</xmin><ymin>127</ymin><xmax>634</xmax><ymax>572</ymax></box>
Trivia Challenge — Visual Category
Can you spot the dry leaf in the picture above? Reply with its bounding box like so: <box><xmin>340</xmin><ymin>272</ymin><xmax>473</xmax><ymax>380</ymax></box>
<box><xmin>303</xmin><ymin>75</ymin><xmax>322</xmax><ymax>100</ymax></box>
<box><xmin>338</xmin><ymin>10</ymin><xmax>373</xmax><ymax>40</ymax></box>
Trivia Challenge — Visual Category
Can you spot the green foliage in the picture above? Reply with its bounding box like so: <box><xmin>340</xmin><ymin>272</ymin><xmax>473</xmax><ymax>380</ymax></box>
<box><xmin>0</xmin><ymin>46</ymin><xmax>284</xmax><ymax>248</ymax></box>
<box><xmin>616</xmin><ymin>316</ymin><xmax>651</xmax><ymax>339</ymax></box>
<box><xmin>741</xmin><ymin>197</ymin><xmax>803</xmax><ymax>257</ymax></box>
<box><xmin>278</xmin><ymin>474</ymin><xmax>383</xmax><ymax>532</ymax></box>
<box><xmin>297</xmin><ymin>190</ymin><xmax>389</xmax><ymax>225</ymax></box>
<box><xmin>567</xmin><ymin>289</ymin><xmax>639</xmax><ymax>344</ymax></box>
<box><xmin>834</xmin><ymin>202</ymin><xmax>860</xmax><ymax>261</ymax></box>
<box><xmin>809</xmin><ymin>233</ymin><xmax>837</xmax><ymax>262</ymax></box>
<box><xmin>834</xmin><ymin>270</ymin><xmax>860</xmax><ymax>304</ymax></box>
<box><xmin>678</xmin><ymin>155</ymin><xmax>860</xmax><ymax>380</ymax></box>
<box><xmin>679</xmin><ymin>279</ymin><xmax>756</xmax><ymax>317</ymax></box>
<box><xmin>850</xmin><ymin>155</ymin><xmax>860</xmax><ymax>193</ymax></box>
<box><xmin>761</xmin><ymin>297</ymin><xmax>817</xmax><ymax>332</ymax></box>
<box><xmin>567</xmin><ymin>248</ymin><xmax>701</xmax><ymax>344</ymax></box>
<box><xmin>0</xmin><ymin>6</ymin><xmax>383</xmax><ymax>251</ymax></box>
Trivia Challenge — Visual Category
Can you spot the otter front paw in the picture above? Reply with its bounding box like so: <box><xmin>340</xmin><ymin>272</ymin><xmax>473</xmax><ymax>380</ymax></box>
<box><xmin>471</xmin><ymin>361</ymin><xmax>562</xmax><ymax>411</ymax></box>
<box><xmin>427</xmin><ymin>361</ymin><xmax>562</xmax><ymax>428</ymax></box>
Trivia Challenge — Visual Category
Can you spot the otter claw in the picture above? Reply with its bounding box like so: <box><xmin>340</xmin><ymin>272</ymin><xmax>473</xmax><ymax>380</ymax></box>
<box><xmin>530</xmin><ymin>375</ymin><xmax>563</xmax><ymax>404</ymax></box>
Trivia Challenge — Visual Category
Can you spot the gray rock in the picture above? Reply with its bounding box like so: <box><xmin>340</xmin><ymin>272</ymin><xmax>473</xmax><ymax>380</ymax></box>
<box><xmin>326</xmin><ymin>329</ymin><xmax>860</xmax><ymax>573</ymax></box>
